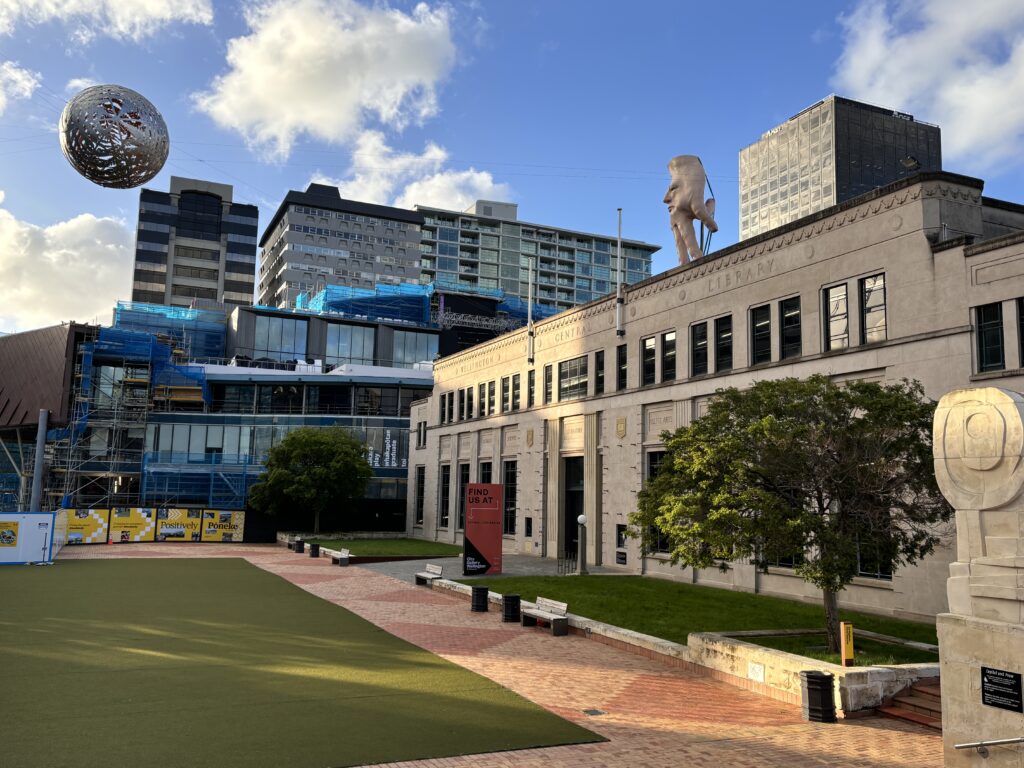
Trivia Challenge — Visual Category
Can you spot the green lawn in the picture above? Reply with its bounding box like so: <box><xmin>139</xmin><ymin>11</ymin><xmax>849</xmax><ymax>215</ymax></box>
<box><xmin>459</xmin><ymin>575</ymin><xmax>938</xmax><ymax>653</ymax></box>
<box><xmin>0</xmin><ymin>559</ymin><xmax>599</xmax><ymax>768</ymax></box>
<box><xmin>751</xmin><ymin>633</ymin><xmax>938</xmax><ymax>666</ymax></box>
<box><xmin>306</xmin><ymin>537</ymin><xmax>462</xmax><ymax>558</ymax></box>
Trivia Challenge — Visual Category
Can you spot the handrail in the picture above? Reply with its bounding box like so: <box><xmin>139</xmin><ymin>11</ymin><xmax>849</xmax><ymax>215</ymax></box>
<box><xmin>955</xmin><ymin>736</ymin><xmax>1024</xmax><ymax>758</ymax></box>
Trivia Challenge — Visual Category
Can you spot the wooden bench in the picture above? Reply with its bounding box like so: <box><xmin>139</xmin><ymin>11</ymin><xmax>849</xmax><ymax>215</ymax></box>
<box><xmin>330</xmin><ymin>548</ymin><xmax>351</xmax><ymax>566</ymax></box>
<box><xmin>414</xmin><ymin>563</ymin><xmax>443</xmax><ymax>586</ymax></box>
<box><xmin>521</xmin><ymin>597</ymin><xmax>569</xmax><ymax>636</ymax></box>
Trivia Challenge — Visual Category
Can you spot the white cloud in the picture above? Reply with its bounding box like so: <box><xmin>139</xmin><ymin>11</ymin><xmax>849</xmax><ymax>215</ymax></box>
<box><xmin>312</xmin><ymin>131</ymin><xmax>511</xmax><ymax>211</ymax></box>
<box><xmin>65</xmin><ymin>77</ymin><xmax>99</xmax><ymax>93</ymax></box>
<box><xmin>0</xmin><ymin>0</ymin><xmax>212</xmax><ymax>42</ymax></box>
<box><xmin>0</xmin><ymin>61</ymin><xmax>40</xmax><ymax>116</ymax></box>
<box><xmin>195</xmin><ymin>0</ymin><xmax>456</xmax><ymax>161</ymax></box>
<box><xmin>833</xmin><ymin>0</ymin><xmax>1024</xmax><ymax>170</ymax></box>
<box><xmin>0</xmin><ymin>198</ymin><xmax>133</xmax><ymax>332</ymax></box>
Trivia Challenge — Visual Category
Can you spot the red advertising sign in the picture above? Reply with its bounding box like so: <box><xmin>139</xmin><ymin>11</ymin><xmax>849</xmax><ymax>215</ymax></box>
<box><xmin>463</xmin><ymin>483</ymin><xmax>503</xmax><ymax>576</ymax></box>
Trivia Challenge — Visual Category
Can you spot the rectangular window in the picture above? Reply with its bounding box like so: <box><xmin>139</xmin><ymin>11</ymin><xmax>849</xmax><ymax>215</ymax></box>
<box><xmin>502</xmin><ymin>460</ymin><xmax>517</xmax><ymax>535</ymax></box>
<box><xmin>558</xmin><ymin>355</ymin><xmax>589</xmax><ymax>401</ymax></box>
<box><xmin>457</xmin><ymin>463</ymin><xmax>470</xmax><ymax>529</ymax></box>
<box><xmin>466</xmin><ymin>386</ymin><xmax>473</xmax><ymax>419</ymax></box>
<box><xmin>859</xmin><ymin>274</ymin><xmax>886</xmax><ymax>344</ymax></box>
<box><xmin>512</xmin><ymin>373</ymin><xmax>521</xmax><ymax>410</ymax></box>
<box><xmin>616</xmin><ymin>343</ymin><xmax>628</xmax><ymax>390</ymax></box>
<box><xmin>715</xmin><ymin>316</ymin><xmax>732</xmax><ymax>372</ymax></box>
<box><xmin>977</xmin><ymin>302</ymin><xmax>1005</xmax><ymax>372</ymax></box>
<box><xmin>780</xmin><ymin>296</ymin><xmax>801</xmax><ymax>359</ymax></box>
<box><xmin>414</xmin><ymin>466</ymin><xmax>425</xmax><ymax>525</ymax></box>
<box><xmin>392</xmin><ymin>330</ymin><xmax>438</xmax><ymax>368</ymax></box>
<box><xmin>751</xmin><ymin>305</ymin><xmax>771</xmax><ymax>365</ymax></box>
<box><xmin>543</xmin><ymin>365</ymin><xmax>553</xmax><ymax>404</ymax></box>
<box><xmin>856</xmin><ymin>531</ymin><xmax>894</xmax><ymax>580</ymax></box>
<box><xmin>439</xmin><ymin>464</ymin><xmax>451</xmax><ymax>528</ymax></box>
<box><xmin>646</xmin><ymin>451</ymin><xmax>670</xmax><ymax>553</ymax></box>
<box><xmin>641</xmin><ymin>337</ymin><xmax>657</xmax><ymax>386</ymax></box>
<box><xmin>661</xmin><ymin>332</ymin><xmax>676</xmax><ymax>382</ymax></box>
<box><xmin>823</xmin><ymin>284</ymin><xmax>848</xmax><ymax>351</ymax></box>
<box><xmin>487</xmin><ymin>381</ymin><xmax>495</xmax><ymax>415</ymax></box>
<box><xmin>594</xmin><ymin>350</ymin><xmax>605</xmax><ymax>394</ymax></box>
<box><xmin>527</xmin><ymin>369</ymin><xmax>535</xmax><ymax>407</ymax></box>
<box><xmin>325</xmin><ymin>323</ymin><xmax>373</xmax><ymax>366</ymax></box>
<box><xmin>478</xmin><ymin>383</ymin><xmax>486</xmax><ymax>417</ymax></box>
<box><xmin>457</xmin><ymin>389</ymin><xmax>465</xmax><ymax>421</ymax></box>
<box><xmin>501</xmin><ymin>377</ymin><xmax>510</xmax><ymax>413</ymax></box>
<box><xmin>447</xmin><ymin>392</ymin><xmax>454</xmax><ymax>423</ymax></box>
<box><xmin>479</xmin><ymin>461</ymin><xmax>492</xmax><ymax>484</ymax></box>
<box><xmin>691</xmin><ymin>323</ymin><xmax>708</xmax><ymax>376</ymax></box>
<box><xmin>439</xmin><ymin>393</ymin><xmax>447</xmax><ymax>424</ymax></box>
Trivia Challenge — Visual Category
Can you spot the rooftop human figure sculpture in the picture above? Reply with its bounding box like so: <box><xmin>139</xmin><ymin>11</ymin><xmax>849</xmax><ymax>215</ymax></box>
<box><xmin>664</xmin><ymin>155</ymin><xmax>717</xmax><ymax>264</ymax></box>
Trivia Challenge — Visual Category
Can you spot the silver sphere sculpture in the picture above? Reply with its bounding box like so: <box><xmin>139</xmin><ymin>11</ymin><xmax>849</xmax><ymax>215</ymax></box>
<box><xmin>59</xmin><ymin>84</ymin><xmax>169</xmax><ymax>189</ymax></box>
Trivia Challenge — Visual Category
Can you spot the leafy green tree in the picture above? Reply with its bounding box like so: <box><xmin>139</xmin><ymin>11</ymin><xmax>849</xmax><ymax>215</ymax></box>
<box><xmin>248</xmin><ymin>427</ymin><xmax>372</xmax><ymax>535</ymax></box>
<box><xmin>631</xmin><ymin>375</ymin><xmax>952</xmax><ymax>652</ymax></box>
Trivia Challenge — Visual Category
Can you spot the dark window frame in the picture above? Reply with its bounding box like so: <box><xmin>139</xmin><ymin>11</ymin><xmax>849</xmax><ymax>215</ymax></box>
<box><xmin>690</xmin><ymin>322</ymin><xmax>708</xmax><ymax>376</ymax></box>
<box><xmin>859</xmin><ymin>273</ymin><xmax>887</xmax><ymax>345</ymax></box>
<box><xmin>616</xmin><ymin>344</ymin><xmax>628</xmax><ymax>391</ymax></box>
<box><xmin>714</xmin><ymin>315</ymin><xmax>732</xmax><ymax>373</ymax></box>
<box><xmin>780</xmin><ymin>296</ymin><xmax>802</xmax><ymax>359</ymax></box>
<box><xmin>823</xmin><ymin>283</ymin><xmax>849</xmax><ymax>352</ymax></box>
<box><xmin>661</xmin><ymin>331</ymin><xmax>676</xmax><ymax>382</ymax></box>
<box><xmin>750</xmin><ymin>305</ymin><xmax>771</xmax><ymax>365</ymax></box>
<box><xmin>977</xmin><ymin>302</ymin><xmax>1005</xmax><ymax>373</ymax></box>
<box><xmin>594</xmin><ymin>350</ymin><xmax>605</xmax><ymax>394</ymax></box>
<box><xmin>641</xmin><ymin>336</ymin><xmax>657</xmax><ymax>386</ymax></box>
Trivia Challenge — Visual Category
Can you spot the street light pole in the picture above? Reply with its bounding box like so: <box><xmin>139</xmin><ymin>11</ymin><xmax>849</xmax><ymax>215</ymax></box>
<box><xmin>576</xmin><ymin>514</ymin><xmax>588</xmax><ymax>575</ymax></box>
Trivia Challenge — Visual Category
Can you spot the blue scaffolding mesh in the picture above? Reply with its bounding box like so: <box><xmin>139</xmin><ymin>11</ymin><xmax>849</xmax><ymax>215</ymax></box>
<box><xmin>304</xmin><ymin>283</ymin><xmax>433</xmax><ymax>325</ymax></box>
<box><xmin>141</xmin><ymin>453</ymin><xmax>263</xmax><ymax>508</ymax></box>
<box><xmin>112</xmin><ymin>301</ymin><xmax>227</xmax><ymax>359</ymax></box>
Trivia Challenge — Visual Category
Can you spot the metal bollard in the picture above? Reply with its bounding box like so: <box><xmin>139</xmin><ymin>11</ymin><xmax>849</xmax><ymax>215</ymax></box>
<box><xmin>308</xmin><ymin>543</ymin><xmax>320</xmax><ymax>558</ymax></box>
<box><xmin>294</xmin><ymin>538</ymin><xmax>305</xmax><ymax>554</ymax></box>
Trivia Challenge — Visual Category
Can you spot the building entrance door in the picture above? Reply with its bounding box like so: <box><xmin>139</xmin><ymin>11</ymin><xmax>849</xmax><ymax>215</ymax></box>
<box><xmin>563</xmin><ymin>456</ymin><xmax>584</xmax><ymax>558</ymax></box>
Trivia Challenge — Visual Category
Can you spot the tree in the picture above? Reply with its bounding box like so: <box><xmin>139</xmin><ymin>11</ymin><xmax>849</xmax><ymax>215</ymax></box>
<box><xmin>631</xmin><ymin>375</ymin><xmax>952</xmax><ymax>652</ymax></box>
<box><xmin>248</xmin><ymin>427</ymin><xmax>372</xmax><ymax>535</ymax></box>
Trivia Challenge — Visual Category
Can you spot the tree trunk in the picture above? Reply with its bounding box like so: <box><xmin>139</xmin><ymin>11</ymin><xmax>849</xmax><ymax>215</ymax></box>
<box><xmin>313</xmin><ymin>509</ymin><xmax>320</xmax><ymax>535</ymax></box>
<box><xmin>823</xmin><ymin>589</ymin><xmax>841</xmax><ymax>653</ymax></box>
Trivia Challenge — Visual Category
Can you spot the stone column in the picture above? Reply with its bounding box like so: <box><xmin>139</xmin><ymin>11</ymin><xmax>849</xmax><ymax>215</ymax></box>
<box><xmin>933</xmin><ymin>388</ymin><xmax>1024</xmax><ymax>767</ymax></box>
<box><xmin>546</xmin><ymin>418</ymin><xmax>562</xmax><ymax>559</ymax></box>
<box><xmin>584</xmin><ymin>412</ymin><xmax>601</xmax><ymax>566</ymax></box>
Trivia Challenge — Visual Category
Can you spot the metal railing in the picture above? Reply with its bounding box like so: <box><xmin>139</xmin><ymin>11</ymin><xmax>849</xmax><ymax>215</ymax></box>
<box><xmin>955</xmin><ymin>736</ymin><xmax>1024</xmax><ymax>758</ymax></box>
<box><xmin>557</xmin><ymin>553</ymin><xmax>577</xmax><ymax>575</ymax></box>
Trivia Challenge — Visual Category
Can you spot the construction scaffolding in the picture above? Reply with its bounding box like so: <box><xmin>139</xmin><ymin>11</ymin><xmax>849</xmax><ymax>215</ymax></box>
<box><xmin>112</xmin><ymin>301</ymin><xmax>227</xmax><ymax>359</ymax></box>
<box><xmin>140</xmin><ymin>452</ymin><xmax>263</xmax><ymax>510</ymax></box>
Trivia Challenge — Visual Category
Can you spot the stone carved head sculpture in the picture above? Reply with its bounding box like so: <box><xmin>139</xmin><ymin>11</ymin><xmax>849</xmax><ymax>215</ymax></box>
<box><xmin>933</xmin><ymin>387</ymin><xmax>1024</xmax><ymax>511</ymax></box>
<box><xmin>664</xmin><ymin>155</ymin><xmax>718</xmax><ymax>264</ymax></box>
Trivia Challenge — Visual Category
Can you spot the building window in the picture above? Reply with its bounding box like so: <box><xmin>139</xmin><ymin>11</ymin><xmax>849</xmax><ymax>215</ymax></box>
<box><xmin>457</xmin><ymin>463</ymin><xmax>470</xmax><ymax>529</ymax></box>
<box><xmin>501</xmin><ymin>376</ymin><xmax>510</xmax><ymax>413</ymax></box>
<box><xmin>457</xmin><ymin>389</ymin><xmax>465</xmax><ymax>421</ymax></box>
<box><xmin>503</xmin><ymin>460</ymin><xmax>517</xmax><ymax>535</ymax></box>
<box><xmin>479</xmin><ymin>461</ymin><xmax>492</xmax><ymax>484</ymax></box>
<box><xmin>488</xmin><ymin>381</ymin><xmax>495</xmax><ymax>415</ymax></box>
<box><xmin>594</xmin><ymin>350</ymin><xmax>605</xmax><ymax>394</ymax></box>
<box><xmin>764</xmin><ymin>547</ymin><xmax>803</xmax><ymax>569</ymax></box>
<box><xmin>447</xmin><ymin>392</ymin><xmax>454</xmax><ymax>423</ymax></box>
<box><xmin>325</xmin><ymin>323</ymin><xmax>374</xmax><ymax>366</ymax></box>
<box><xmin>414</xmin><ymin>466</ymin><xmax>425</xmax><ymax>525</ymax></box>
<box><xmin>439</xmin><ymin>464</ymin><xmax>451</xmax><ymax>528</ymax></box>
<box><xmin>691</xmin><ymin>322</ymin><xmax>708</xmax><ymax>376</ymax></box>
<box><xmin>823</xmin><ymin>284</ymin><xmax>848</xmax><ymax>351</ymax></box>
<box><xmin>977</xmin><ymin>302</ymin><xmax>1004</xmax><ymax>372</ymax></box>
<box><xmin>415</xmin><ymin>421</ymin><xmax>427</xmax><ymax>449</ymax></box>
<box><xmin>527</xmin><ymin>369</ymin><xmax>535</xmax><ymax>408</ymax></box>
<box><xmin>392</xmin><ymin>330</ymin><xmax>438</xmax><ymax>368</ymax></box>
<box><xmin>253</xmin><ymin>315</ymin><xmax>309</xmax><ymax>362</ymax></box>
<box><xmin>751</xmin><ymin>305</ymin><xmax>771</xmax><ymax>365</ymax></box>
<box><xmin>512</xmin><ymin>373</ymin><xmax>521</xmax><ymax>411</ymax></box>
<box><xmin>478</xmin><ymin>383</ymin><xmax>486</xmax><ymax>417</ymax></box>
<box><xmin>616</xmin><ymin>343</ymin><xmax>628</xmax><ymax>390</ymax></box>
<box><xmin>558</xmin><ymin>355</ymin><xmax>589</xmax><ymax>401</ymax></box>
<box><xmin>645</xmin><ymin>451</ymin><xmax>670</xmax><ymax>553</ymax></box>
<box><xmin>715</xmin><ymin>316</ymin><xmax>732</xmax><ymax>373</ymax></box>
<box><xmin>543</xmin><ymin>365</ymin><xmax>553</xmax><ymax>404</ymax></box>
<box><xmin>439</xmin><ymin>394</ymin><xmax>447</xmax><ymax>424</ymax></box>
<box><xmin>466</xmin><ymin>386</ymin><xmax>473</xmax><ymax>419</ymax></box>
<box><xmin>641</xmin><ymin>337</ymin><xmax>657</xmax><ymax>386</ymax></box>
<box><xmin>856</xmin><ymin>531</ymin><xmax>894</xmax><ymax>580</ymax></box>
<box><xmin>859</xmin><ymin>274</ymin><xmax>886</xmax><ymax>344</ymax></box>
<box><xmin>661</xmin><ymin>332</ymin><xmax>676</xmax><ymax>382</ymax></box>
<box><xmin>780</xmin><ymin>296</ymin><xmax>801</xmax><ymax>359</ymax></box>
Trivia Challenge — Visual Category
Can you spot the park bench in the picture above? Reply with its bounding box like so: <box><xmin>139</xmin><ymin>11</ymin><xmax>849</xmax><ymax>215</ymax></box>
<box><xmin>330</xmin><ymin>548</ymin><xmax>351</xmax><ymax>566</ymax></box>
<box><xmin>521</xmin><ymin>597</ymin><xmax>569</xmax><ymax>636</ymax></box>
<box><xmin>414</xmin><ymin>563</ymin><xmax>443</xmax><ymax>586</ymax></box>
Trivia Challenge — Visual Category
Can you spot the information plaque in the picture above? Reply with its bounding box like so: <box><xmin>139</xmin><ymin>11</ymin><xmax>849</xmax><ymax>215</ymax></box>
<box><xmin>981</xmin><ymin>666</ymin><xmax>1023</xmax><ymax>713</ymax></box>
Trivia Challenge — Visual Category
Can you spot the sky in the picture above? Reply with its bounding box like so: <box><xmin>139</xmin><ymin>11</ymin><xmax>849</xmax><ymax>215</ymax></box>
<box><xmin>2</xmin><ymin>0</ymin><xmax>1024</xmax><ymax>332</ymax></box>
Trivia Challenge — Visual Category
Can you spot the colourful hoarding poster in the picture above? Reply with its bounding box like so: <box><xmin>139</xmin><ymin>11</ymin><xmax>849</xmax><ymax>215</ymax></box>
<box><xmin>156</xmin><ymin>508</ymin><xmax>202</xmax><ymax>541</ymax></box>
<box><xmin>463</xmin><ymin>483</ymin><xmax>503</xmax><ymax>576</ymax></box>
<box><xmin>201</xmin><ymin>510</ymin><xmax>245</xmax><ymax>542</ymax></box>
<box><xmin>109</xmin><ymin>507</ymin><xmax>156</xmax><ymax>543</ymax></box>
<box><xmin>67</xmin><ymin>509</ymin><xmax>110</xmax><ymax>545</ymax></box>
<box><xmin>0</xmin><ymin>519</ymin><xmax>18</xmax><ymax>547</ymax></box>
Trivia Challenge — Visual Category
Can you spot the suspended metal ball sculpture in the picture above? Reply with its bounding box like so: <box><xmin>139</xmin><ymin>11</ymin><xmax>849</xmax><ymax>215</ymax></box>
<box><xmin>59</xmin><ymin>84</ymin><xmax>169</xmax><ymax>189</ymax></box>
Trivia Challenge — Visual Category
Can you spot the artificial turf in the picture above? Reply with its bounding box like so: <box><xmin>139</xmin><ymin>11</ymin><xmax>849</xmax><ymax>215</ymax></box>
<box><xmin>0</xmin><ymin>559</ymin><xmax>600</xmax><ymax>768</ymax></box>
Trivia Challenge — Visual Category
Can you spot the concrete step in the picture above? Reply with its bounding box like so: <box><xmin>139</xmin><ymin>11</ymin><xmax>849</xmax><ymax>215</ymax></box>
<box><xmin>877</xmin><ymin>706</ymin><xmax>942</xmax><ymax>731</ymax></box>
<box><xmin>893</xmin><ymin>694</ymin><xmax>942</xmax><ymax>718</ymax></box>
<box><xmin>912</xmin><ymin>681</ymin><xmax>942</xmax><ymax>702</ymax></box>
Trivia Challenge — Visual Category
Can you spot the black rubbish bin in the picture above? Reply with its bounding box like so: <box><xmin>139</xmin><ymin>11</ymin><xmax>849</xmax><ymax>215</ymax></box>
<box><xmin>800</xmin><ymin>671</ymin><xmax>837</xmax><ymax>723</ymax></box>
<box><xmin>294</xmin><ymin>538</ymin><xmax>305</xmax><ymax>554</ymax></box>
<box><xmin>502</xmin><ymin>594</ymin><xmax>521</xmax><ymax>623</ymax></box>
<box><xmin>471</xmin><ymin>585</ymin><xmax>489</xmax><ymax>612</ymax></box>
<box><xmin>308</xmin><ymin>543</ymin><xmax>320</xmax><ymax>558</ymax></box>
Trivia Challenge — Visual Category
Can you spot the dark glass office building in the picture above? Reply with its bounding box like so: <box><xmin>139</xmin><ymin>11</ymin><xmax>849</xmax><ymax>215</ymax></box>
<box><xmin>132</xmin><ymin>176</ymin><xmax>259</xmax><ymax>307</ymax></box>
<box><xmin>739</xmin><ymin>95</ymin><xmax>941</xmax><ymax>239</ymax></box>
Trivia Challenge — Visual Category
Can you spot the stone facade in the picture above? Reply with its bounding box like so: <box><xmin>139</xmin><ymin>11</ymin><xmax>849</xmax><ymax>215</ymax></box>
<box><xmin>408</xmin><ymin>171</ymin><xmax>1024</xmax><ymax>621</ymax></box>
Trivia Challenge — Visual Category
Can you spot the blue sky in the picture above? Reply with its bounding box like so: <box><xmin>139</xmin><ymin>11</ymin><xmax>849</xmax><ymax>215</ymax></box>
<box><xmin>1</xmin><ymin>0</ymin><xmax>1023</xmax><ymax>331</ymax></box>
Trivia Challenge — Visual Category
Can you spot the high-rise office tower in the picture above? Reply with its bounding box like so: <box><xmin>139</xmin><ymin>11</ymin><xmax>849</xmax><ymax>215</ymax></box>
<box><xmin>131</xmin><ymin>177</ymin><xmax>259</xmax><ymax>308</ymax></box>
<box><xmin>257</xmin><ymin>184</ymin><xmax>424</xmax><ymax>308</ymax></box>
<box><xmin>739</xmin><ymin>95</ymin><xmax>941</xmax><ymax>240</ymax></box>
<box><xmin>416</xmin><ymin>200</ymin><xmax>659</xmax><ymax>311</ymax></box>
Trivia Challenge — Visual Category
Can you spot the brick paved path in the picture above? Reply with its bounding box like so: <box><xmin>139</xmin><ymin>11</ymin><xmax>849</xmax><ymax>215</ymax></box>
<box><xmin>60</xmin><ymin>544</ymin><xmax>942</xmax><ymax>768</ymax></box>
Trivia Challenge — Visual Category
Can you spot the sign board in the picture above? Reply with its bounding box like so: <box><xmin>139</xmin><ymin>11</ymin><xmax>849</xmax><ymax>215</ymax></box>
<box><xmin>840</xmin><ymin>622</ymin><xmax>855</xmax><ymax>667</ymax></box>
<box><xmin>982</xmin><ymin>666</ymin><xmax>1023</xmax><ymax>713</ymax></box>
<box><xmin>156</xmin><ymin>508</ymin><xmax>202</xmax><ymax>541</ymax></box>
<box><xmin>201</xmin><ymin>510</ymin><xmax>246</xmax><ymax>542</ymax></box>
<box><xmin>463</xmin><ymin>483</ymin><xmax>503</xmax><ymax>576</ymax></box>
<box><xmin>109</xmin><ymin>507</ymin><xmax>156</xmax><ymax>543</ymax></box>
<box><xmin>0</xmin><ymin>513</ymin><xmax>57</xmax><ymax>564</ymax></box>
<box><xmin>67</xmin><ymin>509</ymin><xmax>111</xmax><ymax>544</ymax></box>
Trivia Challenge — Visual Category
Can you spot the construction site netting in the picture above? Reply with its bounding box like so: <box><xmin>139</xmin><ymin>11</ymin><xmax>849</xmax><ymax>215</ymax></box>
<box><xmin>113</xmin><ymin>301</ymin><xmax>227</xmax><ymax>359</ymax></box>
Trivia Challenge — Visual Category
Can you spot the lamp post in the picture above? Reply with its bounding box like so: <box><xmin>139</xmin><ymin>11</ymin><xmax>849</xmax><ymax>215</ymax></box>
<box><xmin>576</xmin><ymin>514</ymin><xmax>588</xmax><ymax>575</ymax></box>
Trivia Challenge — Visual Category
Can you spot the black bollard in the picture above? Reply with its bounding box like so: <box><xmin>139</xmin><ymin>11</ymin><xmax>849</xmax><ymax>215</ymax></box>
<box><xmin>309</xmin><ymin>543</ymin><xmax>320</xmax><ymax>558</ymax></box>
<box><xmin>294</xmin><ymin>538</ymin><xmax>305</xmax><ymax>554</ymax></box>
<box><xmin>502</xmin><ymin>594</ymin><xmax>521</xmax><ymax>623</ymax></box>
<box><xmin>471</xmin><ymin>585</ymin><xmax>489</xmax><ymax>612</ymax></box>
<box><xmin>800</xmin><ymin>671</ymin><xmax>837</xmax><ymax>723</ymax></box>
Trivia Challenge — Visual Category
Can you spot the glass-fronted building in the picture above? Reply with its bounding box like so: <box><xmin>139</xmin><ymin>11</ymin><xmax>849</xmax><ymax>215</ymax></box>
<box><xmin>739</xmin><ymin>95</ymin><xmax>941</xmax><ymax>239</ymax></box>
<box><xmin>132</xmin><ymin>176</ymin><xmax>259</xmax><ymax>307</ymax></box>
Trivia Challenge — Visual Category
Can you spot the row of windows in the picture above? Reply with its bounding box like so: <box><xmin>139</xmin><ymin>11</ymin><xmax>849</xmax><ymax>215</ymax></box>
<box><xmin>289</xmin><ymin>224</ymin><xmax>404</xmax><ymax>248</ymax></box>
<box><xmin>208</xmin><ymin>382</ymin><xmax>426</xmax><ymax>417</ymax></box>
<box><xmin>417</xmin><ymin>460</ymin><xmax>518</xmax><ymax>534</ymax></box>
<box><xmin>292</xmin><ymin>205</ymin><xmax>412</xmax><ymax>232</ymax></box>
